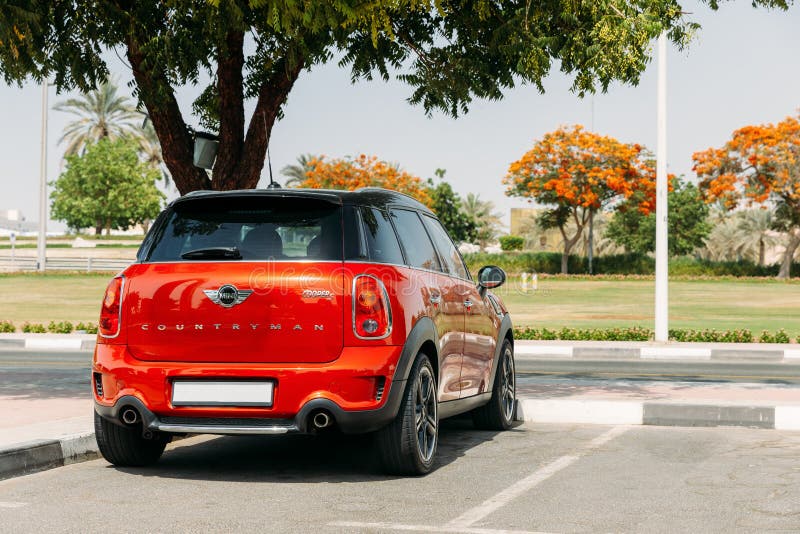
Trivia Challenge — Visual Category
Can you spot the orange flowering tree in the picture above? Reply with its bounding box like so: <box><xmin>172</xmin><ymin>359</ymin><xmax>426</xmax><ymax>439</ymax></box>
<box><xmin>693</xmin><ymin>115</ymin><xmax>800</xmax><ymax>278</ymax></box>
<box><xmin>505</xmin><ymin>125</ymin><xmax>658</xmax><ymax>274</ymax></box>
<box><xmin>292</xmin><ymin>154</ymin><xmax>432</xmax><ymax>207</ymax></box>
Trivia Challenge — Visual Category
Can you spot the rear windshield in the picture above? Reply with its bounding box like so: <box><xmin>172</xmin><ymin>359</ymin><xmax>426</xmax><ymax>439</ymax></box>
<box><xmin>144</xmin><ymin>197</ymin><xmax>343</xmax><ymax>262</ymax></box>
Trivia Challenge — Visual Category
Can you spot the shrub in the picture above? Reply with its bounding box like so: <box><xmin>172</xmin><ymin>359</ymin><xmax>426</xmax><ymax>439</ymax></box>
<box><xmin>47</xmin><ymin>321</ymin><xmax>74</xmax><ymax>334</ymax></box>
<box><xmin>515</xmin><ymin>326</ymin><xmax>789</xmax><ymax>343</ymax></box>
<box><xmin>759</xmin><ymin>329</ymin><xmax>791</xmax><ymax>344</ymax></box>
<box><xmin>0</xmin><ymin>320</ymin><xmax>15</xmax><ymax>333</ymax></box>
<box><xmin>74</xmin><ymin>321</ymin><xmax>98</xmax><ymax>334</ymax></box>
<box><xmin>499</xmin><ymin>235</ymin><xmax>524</xmax><ymax>251</ymax></box>
<box><xmin>463</xmin><ymin>251</ymin><xmax>800</xmax><ymax>277</ymax></box>
<box><xmin>22</xmin><ymin>322</ymin><xmax>47</xmax><ymax>333</ymax></box>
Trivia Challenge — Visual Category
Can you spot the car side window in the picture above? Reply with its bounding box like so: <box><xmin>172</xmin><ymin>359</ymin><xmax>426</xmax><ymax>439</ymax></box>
<box><xmin>359</xmin><ymin>207</ymin><xmax>405</xmax><ymax>265</ymax></box>
<box><xmin>422</xmin><ymin>215</ymin><xmax>470</xmax><ymax>279</ymax></box>
<box><xmin>389</xmin><ymin>209</ymin><xmax>441</xmax><ymax>272</ymax></box>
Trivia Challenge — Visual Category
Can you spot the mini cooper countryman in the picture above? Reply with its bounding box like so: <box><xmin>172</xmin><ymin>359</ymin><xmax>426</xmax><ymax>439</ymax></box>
<box><xmin>93</xmin><ymin>188</ymin><xmax>515</xmax><ymax>475</ymax></box>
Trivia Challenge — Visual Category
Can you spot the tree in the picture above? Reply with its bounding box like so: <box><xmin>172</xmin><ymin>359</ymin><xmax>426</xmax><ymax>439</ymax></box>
<box><xmin>293</xmin><ymin>154</ymin><xmax>432</xmax><ymax>206</ymax></box>
<box><xmin>281</xmin><ymin>154</ymin><xmax>317</xmax><ymax>186</ymax></box>
<box><xmin>428</xmin><ymin>171</ymin><xmax>476</xmax><ymax>243</ymax></box>
<box><xmin>505</xmin><ymin>125</ymin><xmax>658</xmax><ymax>274</ymax></box>
<box><xmin>606</xmin><ymin>179</ymin><xmax>711</xmax><ymax>256</ymax></box>
<box><xmin>693</xmin><ymin>114</ymin><xmax>800</xmax><ymax>278</ymax></box>
<box><xmin>462</xmin><ymin>193</ymin><xmax>502</xmax><ymax>248</ymax></box>
<box><xmin>54</xmin><ymin>79</ymin><xmax>146</xmax><ymax>156</ymax></box>
<box><xmin>50</xmin><ymin>139</ymin><xmax>164</xmax><ymax>235</ymax></box>
<box><xmin>4</xmin><ymin>1</ymin><xmax>773</xmax><ymax>196</ymax></box>
<box><xmin>733</xmin><ymin>209</ymin><xmax>779</xmax><ymax>266</ymax></box>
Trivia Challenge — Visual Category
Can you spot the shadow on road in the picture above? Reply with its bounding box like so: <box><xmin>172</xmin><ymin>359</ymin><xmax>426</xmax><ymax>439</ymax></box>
<box><xmin>113</xmin><ymin>417</ymin><xmax>518</xmax><ymax>482</ymax></box>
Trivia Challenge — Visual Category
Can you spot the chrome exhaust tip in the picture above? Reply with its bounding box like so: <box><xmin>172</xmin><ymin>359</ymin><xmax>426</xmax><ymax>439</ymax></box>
<box><xmin>121</xmin><ymin>407</ymin><xmax>139</xmax><ymax>425</ymax></box>
<box><xmin>312</xmin><ymin>411</ymin><xmax>332</xmax><ymax>429</ymax></box>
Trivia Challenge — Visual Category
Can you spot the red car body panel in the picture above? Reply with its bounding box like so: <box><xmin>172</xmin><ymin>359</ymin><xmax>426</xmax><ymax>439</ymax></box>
<box><xmin>92</xmin><ymin>188</ymin><xmax>512</xmax><ymax>438</ymax></box>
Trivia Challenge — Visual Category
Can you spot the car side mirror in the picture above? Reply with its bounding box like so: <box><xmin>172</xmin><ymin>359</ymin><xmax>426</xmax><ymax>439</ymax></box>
<box><xmin>477</xmin><ymin>265</ymin><xmax>506</xmax><ymax>292</ymax></box>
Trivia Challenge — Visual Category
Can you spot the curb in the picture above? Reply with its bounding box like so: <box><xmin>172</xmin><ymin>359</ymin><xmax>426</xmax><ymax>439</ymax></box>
<box><xmin>515</xmin><ymin>399</ymin><xmax>800</xmax><ymax>430</ymax></box>
<box><xmin>0</xmin><ymin>433</ymin><xmax>98</xmax><ymax>481</ymax></box>
<box><xmin>0</xmin><ymin>334</ymin><xmax>95</xmax><ymax>351</ymax></box>
<box><xmin>516</xmin><ymin>341</ymin><xmax>800</xmax><ymax>363</ymax></box>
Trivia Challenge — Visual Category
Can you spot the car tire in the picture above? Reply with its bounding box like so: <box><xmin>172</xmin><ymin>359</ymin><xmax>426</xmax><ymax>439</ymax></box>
<box><xmin>472</xmin><ymin>339</ymin><xmax>516</xmax><ymax>430</ymax></box>
<box><xmin>94</xmin><ymin>411</ymin><xmax>168</xmax><ymax>467</ymax></box>
<box><xmin>376</xmin><ymin>353</ymin><xmax>438</xmax><ymax>476</ymax></box>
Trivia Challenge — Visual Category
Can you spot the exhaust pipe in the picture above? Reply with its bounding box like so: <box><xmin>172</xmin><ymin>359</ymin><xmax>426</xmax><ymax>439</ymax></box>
<box><xmin>312</xmin><ymin>411</ymin><xmax>332</xmax><ymax>429</ymax></box>
<box><xmin>121</xmin><ymin>407</ymin><xmax>139</xmax><ymax>425</ymax></box>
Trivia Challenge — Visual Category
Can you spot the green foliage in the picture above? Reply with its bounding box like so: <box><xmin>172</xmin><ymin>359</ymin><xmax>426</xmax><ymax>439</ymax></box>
<box><xmin>668</xmin><ymin>329</ymin><xmax>754</xmax><ymax>343</ymax></box>
<box><xmin>2</xmin><ymin>1</ymin><xmax>772</xmax><ymax>196</ymax></box>
<box><xmin>428</xmin><ymin>173</ymin><xmax>477</xmax><ymax>243</ymax></box>
<box><xmin>607</xmin><ymin>180</ymin><xmax>711</xmax><ymax>255</ymax></box>
<box><xmin>47</xmin><ymin>321</ymin><xmax>74</xmax><ymax>334</ymax></box>
<box><xmin>499</xmin><ymin>235</ymin><xmax>524</xmax><ymax>251</ymax></box>
<box><xmin>515</xmin><ymin>326</ymin><xmax>793</xmax><ymax>343</ymax></box>
<box><xmin>0</xmin><ymin>320</ymin><xmax>15</xmax><ymax>333</ymax></box>
<box><xmin>463</xmin><ymin>252</ymin><xmax>799</xmax><ymax>277</ymax></box>
<box><xmin>50</xmin><ymin>139</ymin><xmax>164</xmax><ymax>234</ymax></box>
<box><xmin>758</xmin><ymin>329</ymin><xmax>791</xmax><ymax>344</ymax></box>
<box><xmin>74</xmin><ymin>321</ymin><xmax>98</xmax><ymax>334</ymax></box>
<box><xmin>21</xmin><ymin>322</ymin><xmax>46</xmax><ymax>333</ymax></box>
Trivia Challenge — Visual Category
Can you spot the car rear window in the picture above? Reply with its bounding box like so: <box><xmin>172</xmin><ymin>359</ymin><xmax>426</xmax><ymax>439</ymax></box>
<box><xmin>144</xmin><ymin>196</ymin><xmax>343</xmax><ymax>262</ymax></box>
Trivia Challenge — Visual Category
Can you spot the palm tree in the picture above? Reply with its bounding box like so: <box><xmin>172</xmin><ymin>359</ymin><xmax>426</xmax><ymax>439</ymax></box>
<box><xmin>734</xmin><ymin>209</ymin><xmax>779</xmax><ymax>266</ymax></box>
<box><xmin>281</xmin><ymin>154</ymin><xmax>317</xmax><ymax>186</ymax></box>
<box><xmin>54</xmin><ymin>80</ymin><xmax>144</xmax><ymax>156</ymax></box>
<box><xmin>462</xmin><ymin>193</ymin><xmax>502</xmax><ymax>248</ymax></box>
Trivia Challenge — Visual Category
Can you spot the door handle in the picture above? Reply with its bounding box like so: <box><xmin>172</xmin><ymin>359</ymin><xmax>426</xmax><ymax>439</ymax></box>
<box><xmin>463</xmin><ymin>299</ymin><xmax>473</xmax><ymax>309</ymax></box>
<box><xmin>430</xmin><ymin>294</ymin><xmax>442</xmax><ymax>305</ymax></box>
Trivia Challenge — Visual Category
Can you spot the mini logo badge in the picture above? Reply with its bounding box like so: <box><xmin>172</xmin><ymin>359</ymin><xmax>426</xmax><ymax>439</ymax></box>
<box><xmin>203</xmin><ymin>285</ymin><xmax>253</xmax><ymax>308</ymax></box>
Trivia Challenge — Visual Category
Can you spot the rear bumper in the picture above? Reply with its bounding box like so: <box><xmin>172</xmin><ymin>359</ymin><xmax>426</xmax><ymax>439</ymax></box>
<box><xmin>93</xmin><ymin>343</ymin><xmax>405</xmax><ymax>434</ymax></box>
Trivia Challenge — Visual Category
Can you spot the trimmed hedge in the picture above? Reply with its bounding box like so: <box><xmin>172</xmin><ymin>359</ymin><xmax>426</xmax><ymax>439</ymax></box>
<box><xmin>5</xmin><ymin>321</ymin><xmax>98</xmax><ymax>334</ymax></box>
<box><xmin>514</xmin><ymin>326</ymin><xmax>796</xmax><ymax>343</ymax></box>
<box><xmin>464</xmin><ymin>252</ymin><xmax>798</xmax><ymax>277</ymax></box>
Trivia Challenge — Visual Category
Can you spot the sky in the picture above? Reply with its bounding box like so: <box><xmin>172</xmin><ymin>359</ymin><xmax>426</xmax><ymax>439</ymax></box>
<box><xmin>1</xmin><ymin>1</ymin><xmax>799</xmax><ymax>232</ymax></box>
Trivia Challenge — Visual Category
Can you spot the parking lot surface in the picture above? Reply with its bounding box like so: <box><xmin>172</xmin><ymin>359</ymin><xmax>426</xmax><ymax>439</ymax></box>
<box><xmin>0</xmin><ymin>420</ymin><xmax>798</xmax><ymax>533</ymax></box>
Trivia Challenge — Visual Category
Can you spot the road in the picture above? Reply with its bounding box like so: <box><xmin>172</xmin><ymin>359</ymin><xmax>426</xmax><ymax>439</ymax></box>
<box><xmin>0</xmin><ymin>421</ymin><xmax>798</xmax><ymax>532</ymax></box>
<box><xmin>4</xmin><ymin>349</ymin><xmax>800</xmax><ymax>392</ymax></box>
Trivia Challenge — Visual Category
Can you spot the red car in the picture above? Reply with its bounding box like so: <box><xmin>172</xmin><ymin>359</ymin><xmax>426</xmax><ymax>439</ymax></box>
<box><xmin>93</xmin><ymin>188</ymin><xmax>515</xmax><ymax>475</ymax></box>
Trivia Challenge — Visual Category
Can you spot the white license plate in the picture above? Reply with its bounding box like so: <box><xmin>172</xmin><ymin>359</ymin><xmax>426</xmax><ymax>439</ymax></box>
<box><xmin>171</xmin><ymin>380</ymin><xmax>274</xmax><ymax>407</ymax></box>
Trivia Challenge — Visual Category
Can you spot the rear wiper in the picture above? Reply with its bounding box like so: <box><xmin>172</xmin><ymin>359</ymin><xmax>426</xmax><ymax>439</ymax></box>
<box><xmin>181</xmin><ymin>247</ymin><xmax>242</xmax><ymax>260</ymax></box>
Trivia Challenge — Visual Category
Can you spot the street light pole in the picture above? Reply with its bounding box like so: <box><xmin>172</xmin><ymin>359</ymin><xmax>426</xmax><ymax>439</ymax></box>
<box><xmin>655</xmin><ymin>33</ymin><xmax>669</xmax><ymax>342</ymax></box>
<box><xmin>37</xmin><ymin>81</ymin><xmax>48</xmax><ymax>272</ymax></box>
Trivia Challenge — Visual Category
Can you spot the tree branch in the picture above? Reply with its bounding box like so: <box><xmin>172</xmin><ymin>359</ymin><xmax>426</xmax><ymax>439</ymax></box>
<box><xmin>125</xmin><ymin>36</ymin><xmax>210</xmax><ymax>194</ymax></box>
<box><xmin>235</xmin><ymin>53</ymin><xmax>305</xmax><ymax>189</ymax></box>
<box><xmin>212</xmin><ymin>29</ymin><xmax>245</xmax><ymax>187</ymax></box>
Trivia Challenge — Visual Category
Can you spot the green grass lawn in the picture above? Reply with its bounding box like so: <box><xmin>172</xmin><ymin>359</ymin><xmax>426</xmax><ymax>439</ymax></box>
<box><xmin>0</xmin><ymin>273</ymin><xmax>798</xmax><ymax>333</ymax></box>
<box><xmin>494</xmin><ymin>277</ymin><xmax>800</xmax><ymax>333</ymax></box>
<box><xmin>0</xmin><ymin>273</ymin><xmax>111</xmax><ymax>324</ymax></box>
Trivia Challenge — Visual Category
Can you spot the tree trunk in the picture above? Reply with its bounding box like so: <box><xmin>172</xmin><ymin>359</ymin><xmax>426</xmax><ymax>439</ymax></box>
<box><xmin>125</xmin><ymin>29</ymin><xmax>303</xmax><ymax>196</ymax></box>
<box><xmin>758</xmin><ymin>237</ymin><xmax>765</xmax><ymax>267</ymax></box>
<box><xmin>94</xmin><ymin>221</ymin><xmax>102</xmax><ymax>236</ymax></box>
<box><xmin>777</xmin><ymin>228</ymin><xmax>800</xmax><ymax>279</ymax></box>
<box><xmin>559</xmin><ymin>226</ymin><xmax>583</xmax><ymax>275</ymax></box>
<box><xmin>105</xmin><ymin>218</ymin><xmax>112</xmax><ymax>237</ymax></box>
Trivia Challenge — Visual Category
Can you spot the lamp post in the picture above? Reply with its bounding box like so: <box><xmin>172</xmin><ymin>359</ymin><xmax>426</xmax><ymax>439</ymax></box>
<box><xmin>654</xmin><ymin>33</ymin><xmax>669</xmax><ymax>342</ymax></box>
<box><xmin>37</xmin><ymin>81</ymin><xmax>48</xmax><ymax>272</ymax></box>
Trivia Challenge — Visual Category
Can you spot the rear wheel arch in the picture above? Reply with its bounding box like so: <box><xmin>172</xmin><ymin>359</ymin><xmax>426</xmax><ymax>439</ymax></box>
<box><xmin>393</xmin><ymin>317</ymin><xmax>438</xmax><ymax>383</ymax></box>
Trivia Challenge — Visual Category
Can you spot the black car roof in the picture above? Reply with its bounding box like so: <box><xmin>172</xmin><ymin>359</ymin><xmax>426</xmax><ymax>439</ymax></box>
<box><xmin>172</xmin><ymin>187</ymin><xmax>433</xmax><ymax>214</ymax></box>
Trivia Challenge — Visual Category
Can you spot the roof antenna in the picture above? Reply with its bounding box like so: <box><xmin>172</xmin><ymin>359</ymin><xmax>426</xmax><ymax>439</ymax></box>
<box><xmin>266</xmin><ymin>145</ymin><xmax>281</xmax><ymax>189</ymax></box>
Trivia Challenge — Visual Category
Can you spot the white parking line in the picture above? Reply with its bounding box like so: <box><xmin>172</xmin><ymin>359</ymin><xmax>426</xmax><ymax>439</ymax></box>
<box><xmin>328</xmin><ymin>521</ymin><xmax>555</xmax><ymax>534</ymax></box>
<box><xmin>446</xmin><ymin>426</ymin><xmax>629</xmax><ymax>529</ymax></box>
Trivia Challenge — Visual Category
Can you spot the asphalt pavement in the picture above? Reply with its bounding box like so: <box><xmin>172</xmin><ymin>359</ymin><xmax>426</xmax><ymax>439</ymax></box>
<box><xmin>0</xmin><ymin>422</ymin><xmax>798</xmax><ymax>533</ymax></box>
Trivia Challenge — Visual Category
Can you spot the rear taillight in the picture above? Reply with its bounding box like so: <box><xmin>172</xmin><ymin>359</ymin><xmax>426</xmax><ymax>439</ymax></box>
<box><xmin>353</xmin><ymin>275</ymin><xmax>392</xmax><ymax>339</ymax></box>
<box><xmin>99</xmin><ymin>276</ymin><xmax>124</xmax><ymax>338</ymax></box>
